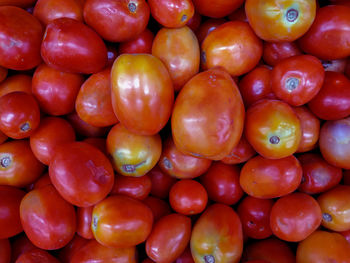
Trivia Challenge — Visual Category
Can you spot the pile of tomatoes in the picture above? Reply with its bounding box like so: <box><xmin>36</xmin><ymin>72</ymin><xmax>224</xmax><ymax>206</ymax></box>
<box><xmin>1</xmin><ymin>0</ymin><xmax>350</xmax><ymax>262</ymax></box>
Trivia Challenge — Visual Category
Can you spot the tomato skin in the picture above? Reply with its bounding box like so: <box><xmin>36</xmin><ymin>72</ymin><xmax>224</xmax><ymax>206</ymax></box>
<box><xmin>245</xmin><ymin>0</ymin><xmax>316</xmax><ymax>42</ymax></box>
<box><xmin>0</xmin><ymin>0</ymin><xmax>36</xmax><ymax>7</ymax></box>
<box><xmin>152</xmin><ymin>26</ymin><xmax>200</xmax><ymax>92</ymax></box>
<box><xmin>0</xmin><ymin>6</ymin><xmax>43</xmax><ymax>70</ymax></box>
<box><xmin>10</xmin><ymin>234</ymin><xmax>38</xmax><ymax>262</ymax></box>
<box><xmin>57</xmin><ymin>235</ymin><xmax>89</xmax><ymax>263</ymax></box>
<box><xmin>143</xmin><ymin>196</ymin><xmax>171</xmax><ymax>222</ymax></box>
<box><xmin>186</xmin><ymin>11</ymin><xmax>201</xmax><ymax>31</ymax></box>
<box><xmin>240</xmin><ymin>155</ymin><xmax>302</xmax><ymax>199</ymax></box>
<box><xmin>245</xmin><ymin>99</ymin><xmax>301</xmax><ymax>159</ymax></box>
<box><xmin>175</xmin><ymin>246</ymin><xmax>195</xmax><ymax>263</ymax></box>
<box><xmin>0</xmin><ymin>239</ymin><xmax>10</xmax><ymax>263</ymax></box>
<box><xmin>0</xmin><ymin>140</ymin><xmax>45</xmax><ymax>187</ymax></box>
<box><xmin>0</xmin><ymin>74</ymin><xmax>32</xmax><ymax>98</ymax></box>
<box><xmin>146</xmin><ymin>213</ymin><xmax>192</xmax><ymax>263</ymax></box>
<box><xmin>0</xmin><ymin>92</ymin><xmax>40</xmax><ymax>139</ymax></box>
<box><xmin>16</xmin><ymin>249</ymin><xmax>60</xmax><ymax>263</ymax></box>
<box><xmin>66</xmin><ymin>112</ymin><xmax>109</xmax><ymax>138</ymax></box>
<box><xmin>172</xmin><ymin>68</ymin><xmax>245</xmax><ymax>160</ymax></box>
<box><xmin>110</xmin><ymin>174</ymin><xmax>152</xmax><ymax>200</ymax></box>
<box><xmin>0</xmin><ymin>186</ymin><xmax>25</xmax><ymax>239</ymax></box>
<box><xmin>296</xmin><ymin>231</ymin><xmax>350</xmax><ymax>263</ymax></box>
<box><xmin>76</xmin><ymin>206</ymin><xmax>94</xmax><ymax>240</ymax></box>
<box><xmin>83</xmin><ymin>137</ymin><xmax>107</xmax><ymax>155</ymax></box>
<box><xmin>20</xmin><ymin>185</ymin><xmax>76</xmax><ymax>250</ymax></box>
<box><xmin>119</xmin><ymin>29</ymin><xmax>154</xmax><ymax>55</ymax></box>
<box><xmin>195</xmin><ymin>18</ymin><xmax>226</xmax><ymax>44</ymax></box>
<box><xmin>202</xmin><ymin>21</ymin><xmax>263</xmax><ymax>76</ymax></box>
<box><xmin>298</xmin><ymin>5</ymin><xmax>350</xmax><ymax>60</ymax></box>
<box><xmin>271</xmin><ymin>55</ymin><xmax>325</xmax><ymax>106</ymax></box>
<box><xmin>322</xmin><ymin>58</ymin><xmax>347</xmax><ymax>73</ymax></box>
<box><xmin>193</xmin><ymin>0</ymin><xmax>244</xmax><ymax>18</ymax></box>
<box><xmin>191</xmin><ymin>204</ymin><xmax>243</xmax><ymax>263</ymax></box>
<box><xmin>84</xmin><ymin>0</ymin><xmax>150</xmax><ymax>42</ymax></box>
<box><xmin>237</xmin><ymin>196</ymin><xmax>273</xmax><ymax>240</ymax></box>
<box><xmin>111</xmin><ymin>54</ymin><xmax>174</xmax><ymax>135</ymax></box>
<box><xmin>263</xmin><ymin>41</ymin><xmax>302</xmax><ymax>66</ymax></box>
<box><xmin>148</xmin><ymin>165</ymin><xmax>177</xmax><ymax>199</ymax></box>
<box><xmin>29</xmin><ymin>117</ymin><xmax>76</xmax><ymax>165</ymax></box>
<box><xmin>0</xmin><ymin>131</ymin><xmax>6</xmax><ymax>145</ymax></box>
<box><xmin>220</xmin><ymin>135</ymin><xmax>256</xmax><ymax>165</ymax></box>
<box><xmin>41</xmin><ymin>17</ymin><xmax>107</xmax><ymax>74</ymax></box>
<box><xmin>91</xmin><ymin>195</ymin><xmax>153</xmax><ymax>248</ymax></box>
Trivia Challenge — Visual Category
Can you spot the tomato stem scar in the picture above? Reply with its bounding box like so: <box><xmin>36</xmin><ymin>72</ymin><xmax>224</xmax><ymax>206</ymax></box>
<box><xmin>286</xmin><ymin>8</ymin><xmax>298</xmax><ymax>22</ymax></box>
<box><xmin>285</xmin><ymin>77</ymin><xmax>299</xmax><ymax>92</ymax></box>
<box><xmin>204</xmin><ymin>255</ymin><xmax>215</xmax><ymax>263</ymax></box>
<box><xmin>128</xmin><ymin>2</ymin><xmax>137</xmax><ymax>13</ymax></box>
<box><xmin>322</xmin><ymin>213</ymin><xmax>332</xmax><ymax>222</ymax></box>
<box><xmin>0</xmin><ymin>156</ymin><xmax>11</xmax><ymax>168</ymax></box>
<box><xmin>269</xmin><ymin>136</ymin><xmax>280</xmax><ymax>144</ymax></box>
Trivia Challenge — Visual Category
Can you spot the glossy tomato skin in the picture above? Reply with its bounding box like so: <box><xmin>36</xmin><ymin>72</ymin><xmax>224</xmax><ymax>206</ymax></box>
<box><xmin>201</xmin><ymin>21</ymin><xmax>263</xmax><ymax>76</ymax></box>
<box><xmin>0</xmin><ymin>239</ymin><xmax>10</xmax><ymax>263</ymax></box>
<box><xmin>298</xmin><ymin>153</ymin><xmax>342</xmax><ymax>194</ymax></box>
<box><xmin>143</xmin><ymin>196</ymin><xmax>171</xmax><ymax>222</ymax></box>
<box><xmin>195</xmin><ymin>18</ymin><xmax>226</xmax><ymax>44</ymax></box>
<box><xmin>76</xmin><ymin>206</ymin><xmax>94</xmax><ymax>240</ymax></box>
<box><xmin>10</xmin><ymin>234</ymin><xmax>38</xmax><ymax>263</ymax></box>
<box><xmin>84</xmin><ymin>0</ymin><xmax>150</xmax><ymax>42</ymax></box>
<box><xmin>158</xmin><ymin>136</ymin><xmax>212</xmax><ymax>179</ymax></box>
<box><xmin>237</xmin><ymin>196</ymin><xmax>273</xmax><ymax>240</ymax></box>
<box><xmin>91</xmin><ymin>195</ymin><xmax>153</xmax><ymax>248</ymax></box>
<box><xmin>0</xmin><ymin>0</ymin><xmax>36</xmax><ymax>7</ymax></box>
<box><xmin>147</xmin><ymin>165</ymin><xmax>177</xmax><ymax>199</ymax></box>
<box><xmin>296</xmin><ymin>231</ymin><xmax>350</xmax><ymax>263</ymax></box>
<box><xmin>57</xmin><ymin>235</ymin><xmax>89</xmax><ymax>263</ymax></box>
<box><xmin>75</xmin><ymin>68</ymin><xmax>118</xmax><ymax>127</ymax></box>
<box><xmin>263</xmin><ymin>41</ymin><xmax>302</xmax><ymax>66</ymax></box>
<box><xmin>16</xmin><ymin>249</ymin><xmax>60</xmax><ymax>263</ymax></box>
<box><xmin>119</xmin><ymin>29</ymin><xmax>154</xmax><ymax>54</ymax></box>
<box><xmin>245</xmin><ymin>99</ymin><xmax>301</xmax><ymax>159</ymax></box>
<box><xmin>191</xmin><ymin>204</ymin><xmax>243</xmax><ymax>263</ymax></box>
<box><xmin>29</xmin><ymin>117</ymin><xmax>76</xmax><ymax>165</ymax></box>
<box><xmin>245</xmin><ymin>0</ymin><xmax>316</xmax><ymax>42</ymax></box>
<box><xmin>172</xmin><ymin>68</ymin><xmax>245</xmax><ymax>160</ymax></box>
<box><xmin>111</xmin><ymin>54</ymin><xmax>174</xmax><ymax>135</ymax></box>
<box><xmin>240</xmin><ymin>155</ymin><xmax>302</xmax><ymax>198</ymax></box>
<box><xmin>220</xmin><ymin>135</ymin><xmax>256</xmax><ymax>165</ymax></box>
<box><xmin>32</xmin><ymin>64</ymin><xmax>84</xmax><ymax>116</ymax></box>
<box><xmin>193</xmin><ymin>0</ymin><xmax>244</xmax><ymax>18</ymax></box>
<box><xmin>0</xmin><ymin>92</ymin><xmax>40</xmax><ymax>139</ymax></box>
<box><xmin>20</xmin><ymin>185</ymin><xmax>76</xmax><ymax>250</ymax></box>
<box><xmin>0</xmin><ymin>140</ymin><xmax>44</xmax><ymax>187</ymax></box>
<box><xmin>152</xmin><ymin>26</ymin><xmax>200</xmax><ymax>92</ymax></box>
<box><xmin>0</xmin><ymin>186</ymin><xmax>25</xmax><ymax>239</ymax></box>
<box><xmin>308</xmin><ymin>71</ymin><xmax>350</xmax><ymax>120</ymax></box>
<box><xmin>298</xmin><ymin>5</ymin><xmax>350</xmax><ymax>60</ymax></box>
<box><xmin>271</xmin><ymin>55</ymin><xmax>325</xmax><ymax>106</ymax></box>
<box><xmin>0</xmin><ymin>74</ymin><xmax>32</xmax><ymax>97</ymax></box>
<box><xmin>146</xmin><ymin>213</ymin><xmax>191</xmax><ymax>263</ymax></box>
<box><xmin>0</xmin><ymin>6</ymin><xmax>43</xmax><ymax>70</ymax></box>
<box><xmin>110</xmin><ymin>174</ymin><xmax>152</xmax><ymax>200</ymax></box>
<box><xmin>41</xmin><ymin>17</ymin><xmax>107</xmax><ymax>74</ymax></box>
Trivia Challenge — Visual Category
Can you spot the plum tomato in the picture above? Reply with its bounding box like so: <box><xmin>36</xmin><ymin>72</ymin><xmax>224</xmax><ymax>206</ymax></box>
<box><xmin>16</xmin><ymin>249</ymin><xmax>60</xmax><ymax>263</ymax></box>
<box><xmin>0</xmin><ymin>74</ymin><xmax>32</xmax><ymax>98</ymax></box>
<box><xmin>147</xmin><ymin>165</ymin><xmax>178</xmax><ymax>199</ymax></box>
<box><xmin>195</xmin><ymin>18</ymin><xmax>226</xmax><ymax>44</ymax></box>
<box><xmin>76</xmin><ymin>206</ymin><xmax>94</xmax><ymax>240</ymax></box>
<box><xmin>119</xmin><ymin>29</ymin><xmax>154</xmax><ymax>55</ymax></box>
<box><xmin>192</xmin><ymin>0</ymin><xmax>244</xmax><ymax>18</ymax></box>
<box><xmin>220</xmin><ymin>134</ymin><xmax>256</xmax><ymax>165</ymax></box>
<box><xmin>0</xmin><ymin>239</ymin><xmax>10</xmax><ymax>263</ymax></box>
<box><xmin>57</xmin><ymin>235</ymin><xmax>89</xmax><ymax>263</ymax></box>
<box><xmin>262</xmin><ymin>41</ymin><xmax>302</xmax><ymax>66</ymax></box>
<box><xmin>186</xmin><ymin>11</ymin><xmax>201</xmax><ymax>31</ymax></box>
<box><xmin>142</xmin><ymin>196</ymin><xmax>172</xmax><ymax>222</ymax></box>
<box><xmin>10</xmin><ymin>234</ymin><xmax>38</xmax><ymax>263</ymax></box>
<box><xmin>0</xmin><ymin>0</ymin><xmax>36</xmax><ymax>7</ymax></box>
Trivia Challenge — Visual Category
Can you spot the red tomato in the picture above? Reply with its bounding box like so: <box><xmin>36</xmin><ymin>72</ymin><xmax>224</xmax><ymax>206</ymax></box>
<box><xmin>146</xmin><ymin>213</ymin><xmax>192</xmax><ymax>263</ymax></box>
<box><xmin>10</xmin><ymin>234</ymin><xmax>38</xmax><ymax>263</ymax></box>
<box><xmin>240</xmin><ymin>155</ymin><xmax>302</xmax><ymax>198</ymax></box>
<box><xmin>192</xmin><ymin>0</ymin><xmax>244</xmax><ymax>18</ymax></box>
<box><xmin>57</xmin><ymin>235</ymin><xmax>89</xmax><ymax>263</ymax></box>
<box><xmin>110</xmin><ymin>174</ymin><xmax>152</xmax><ymax>200</ymax></box>
<box><xmin>30</xmin><ymin>173</ymin><xmax>52</xmax><ymax>190</ymax></box>
<box><xmin>186</xmin><ymin>11</ymin><xmax>201</xmax><ymax>31</ymax></box>
<box><xmin>0</xmin><ymin>92</ymin><xmax>40</xmax><ymax>139</ymax></box>
<box><xmin>111</xmin><ymin>54</ymin><xmax>174</xmax><ymax>135</ymax></box>
<box><xmin>76</xmin><ymin>206</ymin><xmax>94</xmax><ymax>240</ymax></box>
<box><xmin>195</xmin><ymin>18</ymin><xmax>226</xmax><ymax>44</ymax></box>
<box><xmin>298</xmin><ymin>5</ymin><xmax>350</xmax><ymax>60</ymax></box>
<box><xmin>143</xmin><ymin>196</ymin><xmax>171</xmax><ymax>222</ymax></box>
<box><xmin>340</xmin><ymin>230</ymin><xmax>350</xmax><ymax>245</ymax></box>
<box><xmin>172</xmin><ymin>68</ymin><xmax>244</xmax><ymax>160</ymax></box>
<box><xmin>0</xmin><ymin>131</ymin><xmax>6</xmax><ymax>145</ymax></box>
<box><xmin>263</xmin><ymin>41</ymin><xmax>302</xmax><ymax>66</ymax></box>
<box><xmin>20</xmin><ymin>185</ymin><xmax>76</xmax><ymax>250</ymax></box>
<box><xmin>0</xmin><ymin>239</ymin><xmax>10</xmax><ymax>263</ymax></box>
<box><xmin>41</xmin><ymin>18</ymin><xmax>107</xmax><ymax>74</ymax></box>
<box><xmin>190</xmin><ymin>204</ymin><xmax>243</xmax><ymax>263</ymax></box>
<box><xmin>82</xmin><ymin>137</ymin><xmax>107</xmax><ymax>155</ymax></box>
<box><xmin>220</xmin><ymin>134</ymin><xmax>256</xmax><ymax>165</ymax></box>
<box><xmin>200</xmin><ymin>162</ymin><xmax>243</xmax><ymax>205</ymax></box>
<box><xmin>119</xmin><ymin>29</ymin><xmax>154</xmax><ymax>54</ymax></box>
<box><xmin>84</xmin><ymin>0</ymin><xmax>150</xmax><ymax>42</ymax></box>
<box><xmin>228</xmin><ymin>5</ymin><xmax>248</xmax><ymax>22</ymax></box>
<box><xmin>49</xmin><ymin>141</ymin><xmax>114</xmax><ymax>207</ymax></box>
<box><xmin>0</xmin><ymin>6</ymin><xmax>43</xmax><ymax>70</ymax></box>
<box><xmin>16</xmin><ymin>249</ymin><xmax>60</xmax><ymax>263</ymax></box>
<box><xmin>91</xmin><ymin>195</ymin><xmax>153</xmax><ymax>248</ymax></box>
<box><xmin>147</xmin><ymin>165</ymin><xmax>177</xmax><ymax>199</ymax></box>
<box><xmin>175</xmin><ymin>246</ymin><xmax>195</xmax><ymax>263</ymax></box>
<box><xmin>0</xmin><ymin>0</ymin><xmax>36</xmax><ymax>7</ymax></box>
<box><xmin>0</xmin><ymin>74</ymin><xmax>32</xmax><ymax>98</ymax></box>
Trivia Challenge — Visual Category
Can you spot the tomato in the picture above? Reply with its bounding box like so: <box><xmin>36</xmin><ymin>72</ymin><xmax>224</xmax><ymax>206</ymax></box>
<box><xmin>220</xmin><ymin>134</ymin><xmax>256</xmax><ymax>165</ymax></box>
<box><xmin>0</xmin><ymin>239</ymin><xmax>10</xmax><ymax>263</ymax></box>
<box><xmin>32</xmin><ymin>64</ymin><xmax>84</xmax><ymax>116</ymax></box>
<box><xmin>76</xmin><ymin>206</ymin><xmax>94</xmax><ymax>240</ymax></box>
<box><xmin>146</xmin><ymin>213</ymin><xmax>191</xmax><ymax>263</ymax></box>
<box><xmin>110</xmin><ymin>174</ymin><xmax>152</xmax><ymax>200</ymax></box>
<box><xmin>200</xmin><ymin>162</ymin><xmax>243</xmax><ymax>205</ymax></box>
<box><xmin>0</xmin><ymin>140</ymin><xmax>44</xmax><ymax>187</ymax></box>
<box><xmin>0</xmin><ymin>74</ymin><xmax>32</xmax><ymax>98</ymax></box>
<box><xmin>237</xmin><ymin>196</ymin><xmax>273</xmax><ymax>240</ymax></box>
<box><xmin>106</xmin><ymin>43</ymin><xmax>118</xmax><ymax>68</ymax></box>
<box><xmin>41</xmin><ymin>17</ymin><xmax>107</xmax><ymax>74</ymax></box>
<box><xmin>57</xmin><ymin>235</ymin><xmax>89</xmax><ymax>263</ymax></box>
<box><xmin>298</xmin><ymin>5</ymin><xmax>350</xmax><ymax>60</ymax></box>
<box><xmin>318</xmin><ymin>185</ymin><xmax>350</xmax><ymax>232</ymax></box>
<box><xmin>245</xmin><ymin>0</ymin><xmax>316</xmax><ymax>42</ymax></box>
<box><xmin>119</xmin><ymin>29</ymin><xmax>154</xmax><ymax>54</ymax></box>
<box><xmin>172</xmin><ymin>68</ymin><xmax>244</xmax><ymax>160</ymax></box>
<box><xmin>296</xmin><ymin>230</ymin><xmax>350</xmax><ymax>263</ymax></box>
<box><xmin>49</xmin><ymin>141</ymin><xmax>114</xmax><ymax>207</ymax></box>
<box><xmin>20</xmin><ymin>185</ymin><xmax>76</xmax><ymax>250</ymax></box>
<box><xmin>70</xmin><ymin>239</ymin><xmax>137</xmax><ymax>263</ymax></box>
<box><xmin>147</xmin><ymin>165</ymin><xmax>177</xmax><ymax>199</ymax></box>
<box><xmin>10</xmin><ymin>234</ymin><xmax>38</xmax><ymax>263</ymax></box>
<box><xmin>175</xmin><ymin>246</ymin><xmax>195</xmax><ymax>263</ymax></box>
<box><xmin>152</xmin><ymin>26</ymin><xmax>200</xmax><ymax>92</ymax></box>
<box><xmin>322</xmin><ymin>58</ymin><xmax>347</xmax><ymax>73</ymax></box>
<box><xmin>111</xmin><ymin>54</ymin><xmax>174</xmax><ymax>135</ymax></box>
<box><xmin>83</xmin><ymin>137</ymin><xmax>107</xmax><ymax>155</ymax></box>
<box><xmin>195</xmin><ymin>18</ymin><xmax>226</xmax><ymax>44</ymax></box>
<box><xmin>158</xmin><ymin>136</ymin><xmax>212</xmax><ymax>179</ymax></box>
<box><xmin>192</xmin><ymin>0</ymin><xmax>244</xmax><ymax>18</ymax></box>
<box><xmin>15</xmin><ymin>249</ymin><xmax>60</xmax><ymax>263</ymax></box>
<box><xmin>0</xmin><ymin>131</ymin><xmax>6</xmax><ymax>145</ymax></box>
<box><xmin>0</xmin><ymin>66</ymin><xmax>6</xmax><ymax>84</ymax></box>
<box><xmin>262</xmin><ymin>41</ymin><xmax>302</xmax><ymax>66</ymax></box>
<box><xmin>91</xmin><ymin>195</ymin><xmax>153</xmax><ymax>248</ymax></box>
<box><xmin>169</xmin><ymin>180</ymin><xmax>208</xmax><ymax>215</ymax></box>
<box><xmin>29</xmin><ymin>117</ymin><xmax>76</xmax><ymax>165</ymax></box>
<box><xmin>271</xmin><ymin>55</ymin><xmax>325</xmax><ymax>106</ymax></box>
<box><xmin>29</xmin><ymin>173</ymin><xmax>52</xmax><ymax>191</ymax></box>
<box><xmin>319</xmin><ymin>117</ymin><xmax>350</xmax><ymax>169</ymax></box>
<box><xmin>33</xmin><ymin>0</ymin><xmax>84</xmax><ymax>25</ymax></box>
<box><xmin>240</xmin><ymin>155</ymin><xmax>302</xmax><ymax>198</ymax></box>
<box><xmin>75</xmin><ymin>68</ymin><xmax>118</xmax><ymax>127</ymax></box>
<box><xmin>186</xmin><ymin>11</ymin><xmax>201</xmax><ymax>31</ymax></box>
<box><xmin>84</xmin><ymin>0</ymin><xmax>150</xmax><ymax>42</ymax></box>
<box><xmin>308</xmin><ymin>71</ymin><xmax>350</xmax><ymax>120</ymax></box>
<box><xmin>228</xmin><ymin>6</ymin><xmax>247</xmax><ymax>22</ymax></box>
<box><xmin>201</xmin><ymin>21</ymin><xmax>263</xmax><ymax>76</ymax></box>
<box><xmin>0</xmin><ymin>6</ymin><xmax>43</xmax><ymax>70</ymax></box>
<box><xmin>143</xmin><ymin>196</ymin><xmax>171</xmax><ymax>222</ymax></box>
<box><xmin>0</xmin><ymin>92</ymin><xmax>40</xmax><ymax>139</ymax></box>
<box><xmin>107</xmin><ymin>123</ymin><xmax>162</xmax><ymax>177</ymax></box>
<box><xmin>340</xmin><ymin>230</ymin><xmax>350</xmax><ymax>245</ymax></box>
<box><xmin>191</xmin><ymin>204</ymin><xmax>243</xmax><ymax>263</ymax></box>
<box><xmin>0</xmin><ymin>0</ymin><xmax>36</xmax><ymax>7</ymax></box>
<box><xmin>298</xmin><ymin>153</ymin><xmax>342</xmax><ymax>194</ymax></box>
